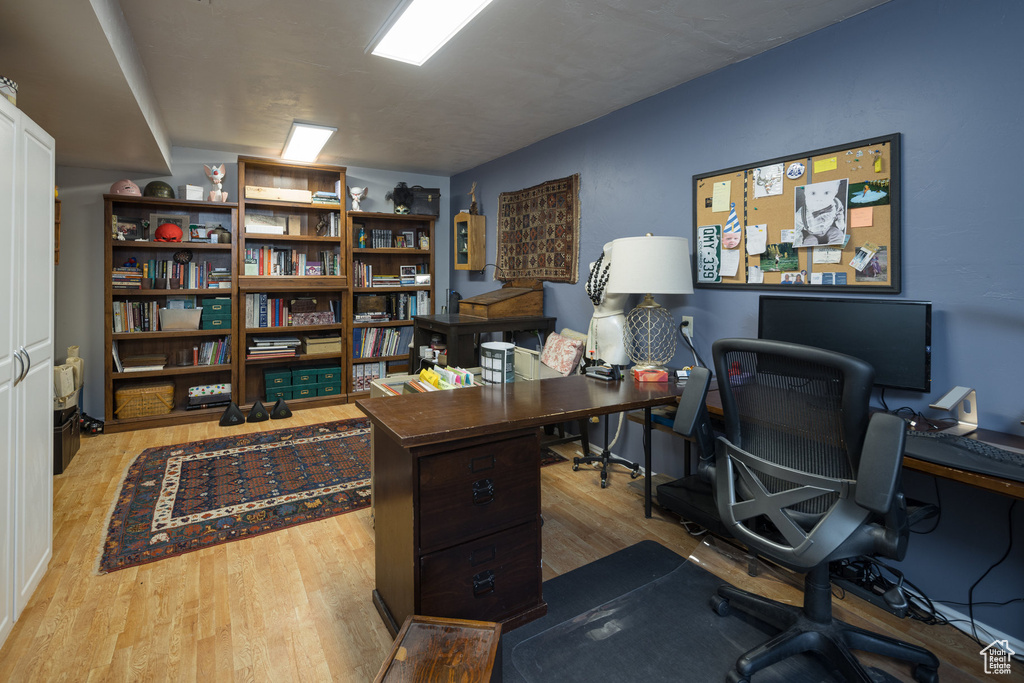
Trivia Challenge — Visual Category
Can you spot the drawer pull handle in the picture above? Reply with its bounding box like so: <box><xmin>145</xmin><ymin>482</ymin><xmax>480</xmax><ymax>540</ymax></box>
<box><xmin>473</xmin><ymin>570</ymin><xmax>495</xmax><ymax>597</ymax></box>
<box><xmin>472</xmin><ymin>478</ymin><xmax>495</xmax><ymax>506</ymax></box>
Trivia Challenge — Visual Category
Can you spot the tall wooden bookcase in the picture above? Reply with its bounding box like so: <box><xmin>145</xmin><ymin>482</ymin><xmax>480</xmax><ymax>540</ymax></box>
<box><xmin>348</xmin><ymin>211</ymin><xmax>435</xmax><ymax>397</ymax></box>
<box><xmin>102</xmin><ymin>194</ymin><xmax>239</xmax><ymax>432</ymax></box>
<box><xmin>236</xmin><ymin>156</ymin><xmax>349</xmax><ymax>408</ymax></box>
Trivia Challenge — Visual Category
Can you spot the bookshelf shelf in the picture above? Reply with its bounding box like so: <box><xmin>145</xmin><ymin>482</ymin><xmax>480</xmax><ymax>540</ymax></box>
<box><xmin>241</xmin><ymin>233</ymin><xmax>342</xmax><ymax>243</ymax></box>
<box><xmin>353</xmin><ymin>320</ymin><xmax>413</xmax><ymax>329</ymax></box>
<box><xmin>111</xmin><ymin>364</ymin><xmax>232</xmax><ymax>380</ymax></box>
<box><xmin>103</xmin><ymin>193</ymin><xmax>239</xmax><ymax>432</ymax></box>
<box><xmin>238</xmin><ymin>276</ymin><xmax>346</xmax><ymax>291</ymax></box>
<box><xmin>244</xmin><ymin>351</ymin><xmax>346</xmax><ymax>365</ymax></box>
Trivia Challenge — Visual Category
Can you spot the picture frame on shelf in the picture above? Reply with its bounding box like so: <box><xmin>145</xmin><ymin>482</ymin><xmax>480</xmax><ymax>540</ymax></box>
<box><xmin>401</xmin><ymin>230</ymin><xmax>415</xmax><ymax>248</ymax></box>
<box><xmin>400</xmin><ymin>265</ymin><xmax>416</xmax><ymax>285</ymax></box>
<box><xmin>150</xmin><ymin>213</ymin><xmax>189</xmax><ymax>241</ymax></box>
<box><xmin>189</xmin><ymin>225</ymin><xmax>208</xmax><ymax>241</ymax></box>
<box><xmin>114</xmin><ymin>217</ymin><xmax>145</xmax><ymax>241</ymax></box>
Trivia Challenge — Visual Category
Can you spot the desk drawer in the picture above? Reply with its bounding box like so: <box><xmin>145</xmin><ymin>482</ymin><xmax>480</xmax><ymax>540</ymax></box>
<box><xmin>418</xmin><ymin>434</ymin><xmax>539</xmax><ymax>550</ymax></box>
<box><xmin>420</xmin><ymin>520</ymin><xmax>541</xmax><ymax>622</ymax></box>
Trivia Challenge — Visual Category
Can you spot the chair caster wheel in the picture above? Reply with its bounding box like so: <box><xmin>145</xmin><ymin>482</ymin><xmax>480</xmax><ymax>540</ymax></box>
<box><xmin>913</xmin><ymin>665</ymin><xmax>939</xmax><ymax>683</ymax></box>
<box><xmin>600</xmin><ymin>479</ymin><xmax>608</xmax><ymax>488</ymax></box>
<box><xmin>726</xmin><ymin>670</ymin><xmax>749</xmax><ymax>683</ymax></box>
<box><xmin>572</xmin><ymin>463</ymin><xmax>579</xmax><ymax>471</ymax></box>
<box><xmin>710</xmin><ymin>595</ymin><xmax>730</xmax><ymax>617</ymax></box>
<box><xmin>630</xmin><ymin>469</ymin><xmax>640</xmax><ymax>479</ymax></box>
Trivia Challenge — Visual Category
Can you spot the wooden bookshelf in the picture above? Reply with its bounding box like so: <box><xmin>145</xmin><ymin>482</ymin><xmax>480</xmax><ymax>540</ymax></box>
<box><xmin>102</xmin><ymin>194</ymin><xmax>238</xmax><ymax>432</ymax></box>
<box><xmin>348</xmin><ymin>211</ymin><xmax>435</xmax><ymax>397</ymax></box>
<box><xmin>236</xmin><ymin>156</ymin><xmax>349</xmax><ymax>407</ymax></box>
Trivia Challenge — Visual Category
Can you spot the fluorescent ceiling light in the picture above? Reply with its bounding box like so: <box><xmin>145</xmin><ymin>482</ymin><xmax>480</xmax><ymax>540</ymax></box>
<box><xmin>370</xmin><ymin>0</ymin><xmax>493</xmax><ymax>66</ymax></box>
<box><xmin>281</xmin><ymin>122</ymin><xmax>336</xmax><ymax>162</ymax></box>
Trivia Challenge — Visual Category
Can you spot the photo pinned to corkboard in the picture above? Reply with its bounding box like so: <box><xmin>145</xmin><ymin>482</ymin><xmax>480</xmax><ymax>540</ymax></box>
<box><xmin>692</xmin><ymin>133</ymin><xmax>901</xmax><ymax>293</ymax></box>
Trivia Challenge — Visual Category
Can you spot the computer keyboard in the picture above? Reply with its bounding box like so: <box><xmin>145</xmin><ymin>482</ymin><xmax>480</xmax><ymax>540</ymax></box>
<box><xmin>904</xmin><ymin>430</ymin><xmax>1024</xmax><ymax>484</ymax></box>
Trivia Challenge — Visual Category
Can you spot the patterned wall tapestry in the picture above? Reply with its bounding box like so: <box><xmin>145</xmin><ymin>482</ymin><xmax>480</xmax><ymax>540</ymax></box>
<box><xmin>496</xmin><ymin>174</ymin><xmax>580</xmax><ymax>283</ymax></box>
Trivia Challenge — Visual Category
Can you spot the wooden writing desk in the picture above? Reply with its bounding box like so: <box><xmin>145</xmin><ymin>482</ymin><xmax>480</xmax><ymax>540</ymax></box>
<box><xmin>357</xmin><ymin>376</ymin><xmax>681</xmax><ymax>636</ymax></box>
<box><xmin>409</xmin><ymin>314</ymin><xmax>557</xmax><ymax>369</ymax></box>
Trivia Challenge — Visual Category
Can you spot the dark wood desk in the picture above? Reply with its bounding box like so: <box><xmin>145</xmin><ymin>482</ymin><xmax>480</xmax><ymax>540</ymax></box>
<box><xmin>640</xmin><ymin>387</ymin><xmax>1024</xmax><ymax>501</ymax></box>
<box><xmin>409</xmin><ymin>314</ymin><xmax>557</xmax><ymax>369</ymax></box>
<box><xmin>357</xmin><ymin>376</ymin><xmax>682</xmax><ymax>636</ymax></box>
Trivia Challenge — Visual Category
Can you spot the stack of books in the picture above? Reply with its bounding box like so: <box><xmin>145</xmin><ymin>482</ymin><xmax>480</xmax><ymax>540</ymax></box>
<box><xmin>186</xmin><ymin>383</ymin><xmax>232</xmax><ymax>411</ymax></box>
<box><xmin>371</xmin><ymin>275</ymin><xmax>401</xmax><ymax>287</ymax></box>
<box><xmin>246</xmin><ymin>336</ymin><xmax>301</xmax><ymax>360</ymax></box>
<box><xmin>111</xmin><ymin>266</ymin><xmax>143</xmax><ymax>289</ymax></box>
<box><xmin>119</xmin><ymin>353</ymin><xmax>167</xmax><ymax>373</ymax></box>
<box><xmin>311</xmin><ymin>190</ymin><xmax>340</xmax><ymax>205</ymax></box>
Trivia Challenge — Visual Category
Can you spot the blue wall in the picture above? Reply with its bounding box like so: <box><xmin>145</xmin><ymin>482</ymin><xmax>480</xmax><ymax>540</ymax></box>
<box><xmin>451</xmin><ymin>0</ymin><xmax>1023</xmax><ymax>641</ymax></box>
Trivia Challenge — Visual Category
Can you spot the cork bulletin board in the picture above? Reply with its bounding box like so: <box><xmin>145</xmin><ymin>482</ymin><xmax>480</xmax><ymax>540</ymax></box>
<box><xmin>693</xmin><ymin>133</ymin><xmax>901</xmax><ymax>293</ymax></box>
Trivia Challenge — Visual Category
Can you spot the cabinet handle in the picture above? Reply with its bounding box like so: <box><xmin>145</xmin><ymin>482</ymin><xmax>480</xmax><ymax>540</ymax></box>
<box><xmin>12</xmin><ymin>348</ymin><xmax>24</xmax><ymax>387</ymax></box>
<box><xmin>472</xmin><ymin>569</ymin><xmax>495</xmax><ymax>597</ymax></box>
<box><xmin>18</xmin><ymin>347</ymin><xmax>30</xmax><ymax>384</ymax></box>
<box><xmin>472</xmin><ymin>478</ymin><xmax>495</xmax><ymax>506</ymax></box>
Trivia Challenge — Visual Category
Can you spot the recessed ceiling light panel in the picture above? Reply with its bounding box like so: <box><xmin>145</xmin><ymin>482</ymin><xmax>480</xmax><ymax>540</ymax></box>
<box><xmin>369</xmin><ymin>0</ymin><xmax>494</xmax><ymax>66</ymax></box>
<box><xmin>281</xmin><ymin>122</ymin><xmax>336</xmax><ymax>162</ymax></box>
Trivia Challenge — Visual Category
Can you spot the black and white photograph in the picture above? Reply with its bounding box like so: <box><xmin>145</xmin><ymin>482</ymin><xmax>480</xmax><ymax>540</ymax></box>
<box><xmin>794</xmin><ymin>178</ymin><xmax>848</xmax><ymax>247</ymax></box>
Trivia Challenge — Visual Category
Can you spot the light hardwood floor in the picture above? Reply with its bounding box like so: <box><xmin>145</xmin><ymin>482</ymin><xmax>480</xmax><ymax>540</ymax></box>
<box><xmin>0</xmin><ymin>406</ymin><xmax>1001</xmax><ymax>681</ymax></box>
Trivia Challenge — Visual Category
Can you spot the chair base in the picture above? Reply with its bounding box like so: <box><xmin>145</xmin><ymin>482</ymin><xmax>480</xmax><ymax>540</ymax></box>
<box><xmin>712</xmin><ymin>583</ymin><xmax>939</xmax><ymax>683</ymax></box>
<box><xmin>572</xmin><ymin>451</ymin><xmax>640</xmax><ymax>488</ymax></box>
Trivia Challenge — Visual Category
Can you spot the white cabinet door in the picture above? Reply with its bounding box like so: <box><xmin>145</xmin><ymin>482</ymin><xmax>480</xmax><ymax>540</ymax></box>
<box><xmin>12</xmin><ymin>109</ymin><xmax>54</xmax><ymax>620</ymax></box>
<box><xmin>0</xmin><ymin>88</ymin><xmax>19</xmax><ymax>647</ymax></box>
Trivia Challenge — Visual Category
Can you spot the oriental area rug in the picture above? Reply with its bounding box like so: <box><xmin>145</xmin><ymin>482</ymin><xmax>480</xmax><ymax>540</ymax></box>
<box><xmin>496</xmin><ymin>174</ymin><xmax>580</xmax><ymax>283</ymax></box>
<box><xmin>98</xmin><ymin>418</ymin><xmax>372</xmax><ymax>574</ymax></box>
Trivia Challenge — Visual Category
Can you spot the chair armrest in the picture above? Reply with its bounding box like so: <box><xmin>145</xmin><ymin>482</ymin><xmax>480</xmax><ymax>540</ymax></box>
<box><xmin>854</xmin><ymin>412</ymin><xmax>906</xmax><ymax>514</ymax></box>
<box><xmin>673</xmin><ymin>366</ymin><xmax>715</xmax><ymax>462</ymax></box>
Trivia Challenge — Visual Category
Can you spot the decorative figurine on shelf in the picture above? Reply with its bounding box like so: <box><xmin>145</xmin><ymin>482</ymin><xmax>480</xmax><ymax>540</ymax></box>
<box><xmin>204</xmin><ymin>163</ymin><xmax>228</xmax><ymax>202</ymax></box>
<box><xmin>348</xmin><ymin>186</ymin><xmax>368</xmax><ymax>211</ymax></box>
<box><xmin>358</xmin><ymin>224</ymin><xmax>367</xmax><ymax>248</ymax></box>
<box><xmin>385</xmin><ymin>182</ymin><xmax>413</xmax><ymax>215</ymax></box>
<box><xmin>468</xmin><ymin>181</ymin><xmax>479</xmax><ymax>215</ymax></box>
<box><xmin>316</xmin><ymin>214</ymin><xmax>329</xmax><ymax>236</ymax></box>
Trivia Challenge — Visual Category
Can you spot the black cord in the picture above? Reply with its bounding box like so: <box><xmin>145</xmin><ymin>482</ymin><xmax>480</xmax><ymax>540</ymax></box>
<box><xmin>967</xmin><ymin>500</ymin><xmax>1017</xmax><ymax>643</ymax></box>
<box><xmin>910</xmin><ymin>477</ymin><xmax>942</xmax><ymax>535</ymax></box>
<box><xmin>878</xmin><ymin>386</ymin><xmax>890</xmax><ymax>412</ymax></box>
<box><xmin>677</xmin><ymin>321</ymin><xmax>708</xmax><ymax>368</ymax></box>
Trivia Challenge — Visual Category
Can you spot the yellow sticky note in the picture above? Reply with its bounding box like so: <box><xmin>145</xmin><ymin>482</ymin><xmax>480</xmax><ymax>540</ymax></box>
<box><xmin>814</xmin><ymin>157</ymin><xmax>837</xmax><ymax>173</ymax></box>
<box><xmin>850</xmin><ymin>207</ymin><xmax>873</xmax><ymax>228</ymax></box>
<box><xmin>711</xmin><ymin>181</ymin><xmax>731</xmax><ymax>212</ymax></box>
<box><xmin>874</xmin><ymin>155</ymin><xmax>883</xmax><ymax>173</ymax></box>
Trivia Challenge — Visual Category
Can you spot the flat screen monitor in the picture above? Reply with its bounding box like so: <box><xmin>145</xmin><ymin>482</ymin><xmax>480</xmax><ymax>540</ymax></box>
<box><xmin>757</xmin><ymin>295</ymin><xmax>932</xmax><ymax>392</ymax></box>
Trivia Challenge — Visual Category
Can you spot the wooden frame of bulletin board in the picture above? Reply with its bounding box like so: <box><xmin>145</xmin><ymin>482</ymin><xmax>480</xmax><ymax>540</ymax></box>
<box><xmin>693</xmin><ymin>133</ymin><xmax>901</xmax><ymax>293</ymax></box>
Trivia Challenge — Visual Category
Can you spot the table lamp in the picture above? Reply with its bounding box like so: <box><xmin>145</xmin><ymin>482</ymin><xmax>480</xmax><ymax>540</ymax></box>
<box><xmin>605</xmin><ymin>234</ymin><xmax>692</xmax><ymax>369</ymax></box>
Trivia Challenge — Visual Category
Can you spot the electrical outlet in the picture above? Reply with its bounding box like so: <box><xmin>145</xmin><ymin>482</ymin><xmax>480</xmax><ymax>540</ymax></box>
<box><xmin>681</xmin><ymin>316</ymin><xmax>694</xmax><ymax>339</ymax></box>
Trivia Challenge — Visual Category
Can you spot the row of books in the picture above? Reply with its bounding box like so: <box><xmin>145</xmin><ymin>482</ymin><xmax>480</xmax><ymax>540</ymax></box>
<box><xmin>243</xmin><ymin>247</ymin><xmax>340</xmax><ymax>277</ymax></box>
<box><xmin>194</xmin><ymin>336</ymin><xmax>232</xmax><ymax>366</ymax></box>
<box><xmin>352</xmin><ymin>260</ymin><xmax>429</xmax><ymax>288</ymax></box>
<box><xmin>352</xmin><ymin>360</ymin><xmax>386</xmax><ymax>391</ymax></box>
<box><xmin>243</xmin><ymin>293</ymin><xmax>342</xmax><ymax>329</ymax></box>
<box><xmin>353</xmin><ymin>325</ymin><xmax>414</xmax><ymax>359</ymax></box>
<box><xmin>246</xmin><ymin>335</ymin><xmax>301</xmax><ymax>360</ymax></box>
<box><xmin>352</xmin><ymin>291</ymin><xmax>430</xmax><ymax>323</ymax></box>
<box><xmin>112</xmin><ymin>261</ymin><xmax>230</xmax><ymax>290</ymax></box>
<box><xmin>112</xmin><ymin>300</ymin><xmax>160</xmax><ymax>332</ymax></box>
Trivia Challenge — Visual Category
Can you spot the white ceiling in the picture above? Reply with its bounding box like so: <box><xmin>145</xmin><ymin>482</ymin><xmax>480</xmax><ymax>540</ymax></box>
<box><xmin>1</xmin><ymin>0</ymin><xmax>889</xmax><ymax>176</ymax></box>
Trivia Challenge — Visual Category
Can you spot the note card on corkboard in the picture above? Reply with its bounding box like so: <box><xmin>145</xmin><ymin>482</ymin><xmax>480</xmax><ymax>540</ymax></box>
<box><xmin>691</xmin><ymin>133</ymin><xmax>901</xmax><ymax>293</ymax></box>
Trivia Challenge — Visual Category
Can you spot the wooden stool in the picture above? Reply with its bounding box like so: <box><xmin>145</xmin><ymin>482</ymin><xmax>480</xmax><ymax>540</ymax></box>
<box><xmin>374</xmin><ymin>615</ymin><xmax>502</xmax><ymax>683</ymax></box>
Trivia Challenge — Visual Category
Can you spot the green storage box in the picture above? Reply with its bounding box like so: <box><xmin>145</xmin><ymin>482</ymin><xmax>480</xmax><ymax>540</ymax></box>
<box><xmin>292</xmin><ymin>384</ymin><xmax>316</xmax><ymax>399</ymax></box>
<box><xmin>313</xmin><ymin>365</ymin><xmax>341</xmax><ymax>382</ymax></box>
<box><xmin>266</xmin><ymin>386</ymin><xmax>292</xmax><ymax>402</ymax></box>
<box><xmin>317</xmin><ymin>380</ymin><xmax>342</xmax><ymax>397</ymax></box>
<box><xmin>292</xmin><ymin>368</ymin><xmax>317</xmax><ymax>384</ymax></box>
<box><xmin>264</xmin><ymin>367</ymin><xmax>292</xmax><ymax>387</ymax></box>
<box><xmin>201</xmin><ymin>298</ymin><xmax>232</xmax><ymax>313</ymax></box>
<box><xmin>200</xmin><ymin>314</ymin><xmax>231</xmax><ymax>330</ymax></box>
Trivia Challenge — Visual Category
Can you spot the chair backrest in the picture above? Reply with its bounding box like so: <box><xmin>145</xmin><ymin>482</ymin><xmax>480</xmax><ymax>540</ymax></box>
<box><xmin>711</xmin><ymin>338</ymin><xmax>879</xmax><ymax>568</ymax></box>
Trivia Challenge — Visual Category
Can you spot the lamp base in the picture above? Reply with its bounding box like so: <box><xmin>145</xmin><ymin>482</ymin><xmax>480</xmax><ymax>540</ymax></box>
<box><xmin>623</xmin><ymin>296</ymin><xmax>677</xmax><ymax>368</ymax></box>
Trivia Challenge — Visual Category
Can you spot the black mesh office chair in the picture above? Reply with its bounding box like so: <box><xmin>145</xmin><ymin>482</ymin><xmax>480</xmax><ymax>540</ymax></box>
<box><xmin>678</xmin><ymin>338</ymin><xmax>939</xmax><ymax>683</ymax></box>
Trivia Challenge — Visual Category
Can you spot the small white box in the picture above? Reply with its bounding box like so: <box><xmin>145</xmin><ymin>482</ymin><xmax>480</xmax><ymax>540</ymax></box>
<box><xmin>178</xmin><ymin>184</ymin><xmax>203</xmax><ymax>201</ymax></box>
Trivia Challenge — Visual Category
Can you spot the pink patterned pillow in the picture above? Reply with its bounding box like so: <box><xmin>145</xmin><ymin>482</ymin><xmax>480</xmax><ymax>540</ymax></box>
<box><xmin>540</xmin><ymin>332</ymin><xmax>584</xmax><ymax>376</ymax></box>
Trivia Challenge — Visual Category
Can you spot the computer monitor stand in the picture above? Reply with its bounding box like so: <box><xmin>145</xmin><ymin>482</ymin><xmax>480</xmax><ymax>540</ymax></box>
<box><xmin>929</xmin><ymin>386</ymin><xmax>978</xmax><ymax>436</ymax></box>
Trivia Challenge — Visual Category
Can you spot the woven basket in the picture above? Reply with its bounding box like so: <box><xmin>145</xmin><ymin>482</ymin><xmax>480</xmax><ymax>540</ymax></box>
<box><xmin>114</xmin><ymin>382</ymin><xmax>175</xmax><ymax>418</ymax></box>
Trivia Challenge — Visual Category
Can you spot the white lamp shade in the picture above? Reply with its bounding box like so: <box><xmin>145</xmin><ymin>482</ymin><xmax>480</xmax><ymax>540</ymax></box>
<box><xmin>605</xmin><ymin>235</ymin><xmax>693</xmax><ymax>295</ymax></box>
